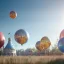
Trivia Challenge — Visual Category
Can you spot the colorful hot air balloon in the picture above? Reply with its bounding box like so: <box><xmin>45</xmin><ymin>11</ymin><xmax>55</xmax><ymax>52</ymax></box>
<box><xmin>60</xmin><ymin>29</ymin><xmax>64</xmax><ymax>39</ymax></box>
<box><xmin>36</xmin><ymin>41</ymin><xmax>41</xmax><ymax>51</ymax></box>
<box><xmin>58</xmin><ymin>37</ymin><xmax>64</xmax><ymax>52</ymax></box>
<box><xmin>40</xmin><ymin>36</ymin><xmax>51</xmax><ymax>49</ymax></box>
<box><xmin>14</xmin><ymin>29</ymin><xmax>29</xmax><ymax>45</ymax></box>
<box><xmin>0</xmin><ymin>32</ymin><xmax>5</xmax><ymax>48</ymax></box>
<box><xmin>10</xmin><ymin>11</ymin><xmax>17</xmax><ymax>19</ymax></box>
<box><xmin>36</xmin><ymin>41</ymin><xmax>49</xmax><ymax>51</ymax></box>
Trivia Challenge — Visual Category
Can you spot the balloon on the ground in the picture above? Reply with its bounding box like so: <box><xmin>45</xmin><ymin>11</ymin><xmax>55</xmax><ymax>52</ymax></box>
<box><xmin>60</xmin><ymin>29</ymin><xmax>64</xmax><ymax>39</ymax></box>
<box><xmin>10</xmin><ymin>11</ymin><xmax>17</xmax><ymax>19</ymax></box>
<box><xmin>58</xmin><ymin>37</ymin><xmax>64</xmax><ymax>52</ymax></box>
<box><xmin>14</xmin><ymin>29</ymin><xmax>29</xmax><ymax>45</ymax></box>
<box><xmin>0</xmin><ymin>32</ymin><xmax>5</xmax><ymax>48</ymax></box>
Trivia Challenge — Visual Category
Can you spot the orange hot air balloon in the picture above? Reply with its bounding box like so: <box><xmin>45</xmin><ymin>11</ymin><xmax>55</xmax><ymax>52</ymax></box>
<box><xmin>0</xmin><ymin>32</ymin><xmax>5</xmax><ymax>48</ymax></box>
<box><xmin>60</xmin><ymin>29</ymin><xmax>64</xmax><ymax>39</ymax></box>
<box><xmin>10</xmin><ymin>11</ymin><xmax>17</xmax><ymax>19</ymax></box>
<box><xmin>14</xmin><ymin>29</ymin><xmax>29</xmax><ymax>45</ymax></box>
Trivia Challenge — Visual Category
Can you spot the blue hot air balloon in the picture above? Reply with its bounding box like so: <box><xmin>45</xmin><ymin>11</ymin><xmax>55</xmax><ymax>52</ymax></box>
<box><xmin>58</xmin><ymin>37</ymin><xmax>64</xmax><ymax>52</ymax></box>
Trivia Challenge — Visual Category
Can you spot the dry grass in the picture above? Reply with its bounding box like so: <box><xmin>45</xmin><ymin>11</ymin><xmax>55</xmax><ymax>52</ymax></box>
<box><xmin>0</xmin><ymin>55</ymin><xmax>64</xmax><ymax>64</ymax></box>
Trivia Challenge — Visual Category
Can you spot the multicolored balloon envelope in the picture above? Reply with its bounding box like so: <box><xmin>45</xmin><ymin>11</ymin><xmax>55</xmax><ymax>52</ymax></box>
<box><xmin>0</xmin><ymin>32</ymin><xmax>5</xmax><ymax>48</ymax></box>
<box><xmin>40</xmin><ymin>42</ymin><xmax>50</xmax><ymax>49</ymax></box>
<box><xmin>36</xmin><ymin>40</ymin><xmax>51</xmax><ymax>51</ymax></box>
<box><xmin>14</xmin><ymin>29</ymin><xmax>29</xmax><ymax>45</ymax></box>
<box><xmin>40</xmin><ymin>36</ymin><xmax>51</xmax><ymax>49</ymax></box>
<box><xmin>60</xmin><ymin>29</ymin><xmax>64</xmax><ymax>39</ymax></box>
<box><xmin>41</xmin><ymin>36</ymin><xmax>50</xmax><ymax>43</ymax></box>
<box><xmin>10</xmin><ymin>11</ymin><xmax>17</xmax><ymax>19</ymax></box>
<box><xmin>58</xmin><ymin>37</ymin><xmax>64</xmax><ymax>52</ymax></box>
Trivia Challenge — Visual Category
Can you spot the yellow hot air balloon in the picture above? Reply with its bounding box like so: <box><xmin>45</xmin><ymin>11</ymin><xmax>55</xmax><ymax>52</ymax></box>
<box><xmin>10</xmin><ymin>11</ymin><xmax>17</xmax><ymax>19</ymax></box>
<box><xmin>36</xmin><ymin>41</ymin><xmax>46</xmax><ymax>51</ymax></box>
<box><xmin>40</xmin><ymin>36</ymin><xmax>51</xmax><ymax>49</ymax></box>
<box><xmin>36</xmin><ymin>36</ymin><xmax>51</xmax><ymax>51</ymax></box>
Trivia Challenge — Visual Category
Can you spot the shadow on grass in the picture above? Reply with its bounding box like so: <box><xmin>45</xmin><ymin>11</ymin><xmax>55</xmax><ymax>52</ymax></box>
<box><xmin>35</xmin><ymin>59</ymin><xmax>64</xmax><ymax>64</ymax></box>
<box><xmin>47</xmin><ymin>59</ymin><xmax>64</xmax><ymax>64</ymax></box>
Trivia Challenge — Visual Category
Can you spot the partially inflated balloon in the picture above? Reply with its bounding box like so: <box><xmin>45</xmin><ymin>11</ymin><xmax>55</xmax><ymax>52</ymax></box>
<box><xmin>14</xmin><ymin>29</ymin><xmax>29</xmax><ymax>45</ymax></box>
<box><xmin>0</xmin><ymin>32</ymin><xmax>5</xmax><ymax>48</ymax></box>
<box><xmin>10</xmin><ymin>11</ymin><xmax>17</xmax><ymax>19</ymax></box>
<box><xmin>58</xmin><ymin>38</ymin><xmax>64</xmax><ymax>52</ymax></box>
<box><xmin>60</xmin><ymin>29</ymin><xmax>64</xmax><ymax>39</ymax></box>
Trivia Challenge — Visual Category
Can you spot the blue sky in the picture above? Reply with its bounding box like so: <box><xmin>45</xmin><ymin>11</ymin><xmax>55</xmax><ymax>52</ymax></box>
<box><xmin>0</xmin><ymin>0</ymin><xmax>64</xmax><ymax>50</ymax></box>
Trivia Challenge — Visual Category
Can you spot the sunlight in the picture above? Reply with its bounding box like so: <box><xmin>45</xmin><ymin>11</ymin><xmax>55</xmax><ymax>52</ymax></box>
<box><xmin>60</xmin><ymin>9</ymin><xmax>64</xmax><ymax>30</ymax></box>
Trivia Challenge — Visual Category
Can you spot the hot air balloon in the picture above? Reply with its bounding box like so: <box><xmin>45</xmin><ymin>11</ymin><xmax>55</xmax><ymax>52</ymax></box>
<box><xmin>0</xmin><ymin>32</ymin><xmax>5</xmax><ymax>48</ymax></box>
<box><xmin>36</xmin><ymin>41</ymin><xmax>48</xmax><ymax>51</ymax></box>
<box><xmin>10</xmin><ymin>11</ymin><xmax>17</xmax><ymax>19</ymax></box>
<box><xmin>14</xmin><ymin>29</ymin><xmax>29</xmax><ymax>45</ymax></box>
<box><xmin>36</xmin><ymin>41</ymin><xmax>41</xmax><ymax>51</ymax></box>
<box><xmin>40</xmin><ymin>36</ymin><xmax>51</xmax><ymax>49</ymax></box>
<box><xmin>58</xmin><ymin>37</ymin><xmax>64</xmax><ymax>52</ymax></box>
<box><xmin>60</xmin><ymin>29</ymin><xmax>64</xmax><ymax>39</ymax></box>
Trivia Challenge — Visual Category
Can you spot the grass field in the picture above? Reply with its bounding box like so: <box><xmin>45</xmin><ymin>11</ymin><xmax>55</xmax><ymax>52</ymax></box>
<box><xmin>0</xmin><ymin>55</ymin><xmax>64</xmax><ymax>64</ymax></box>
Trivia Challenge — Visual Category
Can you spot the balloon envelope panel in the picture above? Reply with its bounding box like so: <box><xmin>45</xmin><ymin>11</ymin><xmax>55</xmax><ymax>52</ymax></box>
<box><xmin>14</xmin><ymin>29</ymin><xmax>29</xmax><ymax>45</ymax></box>
<box><xmin>10</xmin><ymin>11</ymin><xmax>17</xmax><ymax>19</ymax></box>
<box><xmin>41</xmin><ymin>36</ymin><xmax>50</xmax><ymax>43</ymax></box>
<box><xmin>58</xmin><ymin>38</ymin><xmax>64</xmax><ymax>52</ymax></box>
<box><xmin>39</xmin><ymin>42</ymin><xmax>50</xmax><ymax>50</ymax></box>
<box><xmin>0</xmin><ymin>32</ymin><xmax>5</xmax><ymax>48</ymax></box>
<box><xmin>60</xmin><ymin>29</ymin><xmax>64</xmax><ymax>39</ymax></box>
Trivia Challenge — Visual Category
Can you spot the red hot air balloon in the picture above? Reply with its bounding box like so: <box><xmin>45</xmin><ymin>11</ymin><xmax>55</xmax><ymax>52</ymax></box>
<box><xmin>0</xmin><ymin>32</ymin><xmax>5</xmax><ymax>48</ymax></box>
<box><xmin>60</xmin><ymin>29</ymin><xmax>64</xmax><ymax>39</ymax></box>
